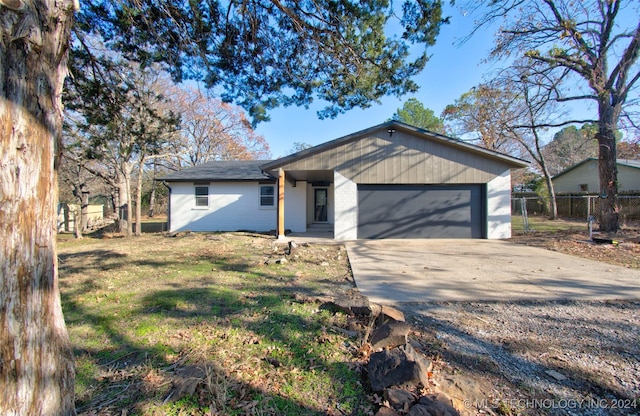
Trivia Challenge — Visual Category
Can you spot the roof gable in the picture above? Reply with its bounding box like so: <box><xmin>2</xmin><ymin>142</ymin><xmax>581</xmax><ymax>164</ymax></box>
<box><xmin>161</xmin><ymin>121</ymin><xmax>530</xmax><ymax>184</ymax></box>
<box><xmin>262</xmin><ymin>121</ymin><xmax>529</xmax><ymax>174</ymax></box>
<box><xmin>552</xmin><ymin>158</ymin><xmax>640</xmax><ymax>180</ymax></box>
<box><xmin>261</xmin><ymin>121</ymin><xmax>528</xmax><ymax>184</ymax></box>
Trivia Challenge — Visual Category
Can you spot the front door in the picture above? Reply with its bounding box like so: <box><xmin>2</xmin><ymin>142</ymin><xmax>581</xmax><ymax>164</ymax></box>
<box><xmin>314</xmin><ymin>188</ymin><xmax>328</xmax><ymax>222</ymax></box>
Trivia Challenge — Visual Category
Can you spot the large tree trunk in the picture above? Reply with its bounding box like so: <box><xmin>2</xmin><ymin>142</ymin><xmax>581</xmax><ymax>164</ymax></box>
<box><xmin>597</xmin><ymin>103</ymin><xmax>621</xmax><ymax>233</ymax></box>
<box><xmin>0</xmin><ymin>1</ymin><xmax>76</xmax><ymax>415</ymax></box>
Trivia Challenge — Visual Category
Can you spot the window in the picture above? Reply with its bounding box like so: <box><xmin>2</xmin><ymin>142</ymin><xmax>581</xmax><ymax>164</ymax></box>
<box><xmin>580</xmin><ymin>184</ymin><xmax>588</xmax><ymax>192</ymax></box>
<box><xmin>195</xmin><ymin>186</ymin><xmax>209</xmax><ymax>207</ymax></box>
<box><xmin>260</xmin><ymin>185</ymin><xmax>275</xmax><ymax>207</ymax></box>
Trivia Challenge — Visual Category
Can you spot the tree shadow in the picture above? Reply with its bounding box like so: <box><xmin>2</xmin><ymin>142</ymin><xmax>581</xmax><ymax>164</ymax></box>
<box><xmin>59</xmin><ymin>245</ymin><xmax>369</xmax><ymax>415</ymax></box>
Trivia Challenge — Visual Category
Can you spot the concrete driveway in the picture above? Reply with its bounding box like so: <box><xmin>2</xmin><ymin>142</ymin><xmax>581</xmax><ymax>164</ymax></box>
<box><xmin>345</xmin><ymin>239</ymin><xmax>640</xmax><ymax>304</ymax></box>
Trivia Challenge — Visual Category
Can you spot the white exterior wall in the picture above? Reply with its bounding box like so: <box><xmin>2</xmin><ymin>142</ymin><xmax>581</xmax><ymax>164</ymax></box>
<box><xmin>169</xmin><ymin>181</ymin><xmax>307</xmax><ymax>233</ymax></box>
<box><xmin>334</xmin><ymin>171</ymin><xmax>358</xmax><ymax>240</ymax></box>
<box><xmin>486</xmin><ymin>170</ymin><xmax>512</xmax><ymax>239</ymax></box>
<box><xmin>284</xmin><ymin>181</ymin><xmax>307</xmax><ymax>232</ymax></box>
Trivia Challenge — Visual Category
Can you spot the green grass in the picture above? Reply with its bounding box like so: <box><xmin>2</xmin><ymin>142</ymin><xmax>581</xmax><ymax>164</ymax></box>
<box><xmin>511</xmin><ymin>215</ymin><xmax>587</xmax><ymax>234</ymax></box>
<box><xmin>58</xmin><ymin>232</ymin><xmax>370</xmax><ymax>415</ymax></box>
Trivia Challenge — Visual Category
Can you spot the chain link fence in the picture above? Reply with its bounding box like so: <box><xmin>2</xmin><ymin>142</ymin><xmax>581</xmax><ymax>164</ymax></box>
<box><xmin>512</xmin><ymin>193</ymin><xmax>640</xmax><ymax>223</ymax></box>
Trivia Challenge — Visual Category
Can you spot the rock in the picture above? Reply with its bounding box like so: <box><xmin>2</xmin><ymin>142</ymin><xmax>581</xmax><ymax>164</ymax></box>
<box><xmin>370</xmin><ymin>321</ymin><xmax>411</xmax><ymax>350</ymax></box>
<box><xmin>294</xmin><ymin>293</ymin><xmax>333</xmax><ymax>304</ymax></box>
<box><xmin>370</xmin><ymin>303</ymin><xmax>383</xmax><ymax>319</ymax></box>
<box><xmin>368</xmin><ymin>343</ymin><xmax>432</xmax><ymax>391</ymax></box>
<box><xmin>434</xmin><ymin>373</ymin><xmax>487</xmax><ymax>413</ymax></box>
<box><xmin>264</xmin><ymin>257</ymin><xmax>289</xmax><ymax>265</ymax></box>
<box><xmin>545</xmin><ymin>369</ymin><xmax>567</xmax><ymax>381</ymax></box>
<box><xmin>287</xmin><ymin>240</ymin><xmax>298</xmax><ymax>256</ymax></box>
<box><xmin>379</xmin><ymin>305</ymin><xmax>406</xmax><ymax>323</ymax></box>
<box><xmin>384</xmin><ymin>388</ymin><xmax>416</xmax><ymax>410</ymax></box>
<box><xmin>331</xmin><ymin>294</ymin><xmax>372</xmax><ymax>316</ymax></box>
<box><xmin>169</xmin><ymin>365</ymin><xmax>205</xmax><ymax>401</ymax></box>
<box><xmin>407</xmin><ymin>394</ymin><xmax>460</xmax><ymax>416</ymax></box>
<box><xmin>375</xmin><ymin>407</ymin><xmax>401</xmax><ymax>416</ymax></box>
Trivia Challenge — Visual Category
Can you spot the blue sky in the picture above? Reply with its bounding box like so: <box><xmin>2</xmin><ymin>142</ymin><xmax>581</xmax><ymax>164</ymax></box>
<box><xmin>255</xmin><ymin>6</ymin><xmax>502</xmax><ymax>158</ymax></box>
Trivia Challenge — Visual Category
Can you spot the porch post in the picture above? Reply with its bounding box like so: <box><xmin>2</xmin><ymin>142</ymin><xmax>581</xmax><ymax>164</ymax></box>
<box><xmin>277</xmin><ymin>168</ymin><xmax>285</xmax><ymax>239</ymax></box>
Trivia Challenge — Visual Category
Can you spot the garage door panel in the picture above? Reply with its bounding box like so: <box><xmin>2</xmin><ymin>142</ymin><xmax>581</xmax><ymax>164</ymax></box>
<box><xmin>357</xmin><ymin>185</ymin><xmax>484</xmax><ymax>239</ymax></box>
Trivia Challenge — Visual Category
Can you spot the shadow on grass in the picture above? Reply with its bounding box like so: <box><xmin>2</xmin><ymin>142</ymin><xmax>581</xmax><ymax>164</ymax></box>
<box><xmin>60</xmin><ymin>247</ymin><xmax>368</xmax><ymax>415</ymax></box>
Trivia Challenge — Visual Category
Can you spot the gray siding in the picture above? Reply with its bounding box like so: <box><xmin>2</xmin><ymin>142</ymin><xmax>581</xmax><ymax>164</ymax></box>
<box><xmin>553</xmin><ymin>160</ymin><xmax>640</xmax><ymax>193</ymax></box>
<box><xmin>357</xmin><ymin>184</ymin><xmax>485</xmax><ymax>239</ymax></box>
<box><xmin>273</xmin><ymin>128</ymin><xmax>510</xmax><ymax>184</ymax></box>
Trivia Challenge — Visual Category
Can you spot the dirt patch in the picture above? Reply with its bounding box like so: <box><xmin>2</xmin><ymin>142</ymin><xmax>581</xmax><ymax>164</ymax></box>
<box><xmin>510</xmin><ymin>223</ymin><xmax>640</xmax><ymax>269</ymax></box>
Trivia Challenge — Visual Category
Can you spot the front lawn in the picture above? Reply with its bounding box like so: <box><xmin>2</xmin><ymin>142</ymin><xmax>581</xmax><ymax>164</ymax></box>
<box><xmin>58</xmin><ymin>232</ymin><xmax>371</xmax><ymax>415</ymax></box>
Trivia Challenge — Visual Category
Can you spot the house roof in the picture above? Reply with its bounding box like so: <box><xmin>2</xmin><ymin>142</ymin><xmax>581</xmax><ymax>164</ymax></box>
<box><xmin>161</xmin><ymin>121</ymin><xmax>530</xmax><ymax>183</ymax></box>
<box><xmin>552</xmin><ymin>158</ymin><xmax>640</xmax><ymax>179</ymax></box>
<box><xmin>161</xmin><ymin>160</ymin><xmax>274</xmax><ymax>182</ymax></box>
<box><xmin>261</xmin><ymin>120</ymin><xmax>529</xmax><ymax>173</ymax></box>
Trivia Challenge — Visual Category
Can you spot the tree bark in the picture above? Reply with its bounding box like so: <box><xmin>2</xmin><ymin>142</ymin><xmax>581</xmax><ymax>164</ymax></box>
<box><xmin>115</xmin><ymin>170</ymin><xmax>132</xmax><ymax>236</ymax></box>
<box><xmin>0</xmin><ymin>1</ymin><xmax>76</xmax><ymax>415</ymax></box>
<box><xmin>148</xmin><ymin>161</ymin><xmax>158</xmax><ymax>217</ymax></box>
<box><xmin>597</xmin><ymin>102</ymin><xmax>621</xmax><ymax>232</ymax></box>
<box><xmin>80</xmin><ymin>183</ymin><xmax>90</xmax><ymax>232</ymax></box>
<box><xmin>72</xmin><ymin>206</ymin><xmax>83</xmax><ymax>240</ymax></box>
<box><xmin>134</xmin><ymin>155</ymin><xmax>146</xmax><ymax>236</ymax></box>
<box><xmin>72</xmin><ymin>182</ymin><xmax>89</xmax><ymax>233</ymax></box>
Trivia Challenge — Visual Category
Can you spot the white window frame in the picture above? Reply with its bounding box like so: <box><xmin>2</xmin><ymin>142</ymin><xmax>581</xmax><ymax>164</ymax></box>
<box><xmin>259</xmin><ymin>185</ymin><xmax>275</xmax><ymax>208</ymax></box>
<box><xmin>194</xmin><ymin>185</ymin><xmax>209</xmax><ymax>207</ymax></box>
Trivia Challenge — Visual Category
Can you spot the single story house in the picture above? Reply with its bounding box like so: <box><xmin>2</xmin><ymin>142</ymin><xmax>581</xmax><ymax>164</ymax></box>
<box><xmin>552</xmin><ymin>158</ymin><xmax>640</xmax><ymax>193</ymax></box>
<box><xmin>162</xmin><ymin>121</ymin><xmax>528</xmax><ymax>240</ymax></box>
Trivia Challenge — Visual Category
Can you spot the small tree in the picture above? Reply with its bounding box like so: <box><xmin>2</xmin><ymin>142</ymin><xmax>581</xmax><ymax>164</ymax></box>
<box><xmin>393</xmin><ymin>98</ymin><xmax>446</xmax><ymax>133</ymax></box>
<box><xmin>65</xmin><ymin>56</ymin><xmax>178</xmax><ymax>236</ymax></box>
<box><xmin>542</xmin><ymin>124</ymin><xmax>599</xmax><ymax>175</ymax></box>
<box><xmin>161</xmin><ymin>85</ymin><xmax>271</xmax><ymax>169</ymax></box>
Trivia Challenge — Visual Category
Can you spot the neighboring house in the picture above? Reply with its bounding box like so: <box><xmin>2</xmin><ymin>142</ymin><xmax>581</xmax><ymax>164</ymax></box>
<box><xmin>162</xmin><ymin>121</ymin><xmax>528</xmax><ymax>240</ymax></box>
<box><xmin>552</xmin><ymin>158</ymin><xmax>640</xmax><ymax>193</ymax></box>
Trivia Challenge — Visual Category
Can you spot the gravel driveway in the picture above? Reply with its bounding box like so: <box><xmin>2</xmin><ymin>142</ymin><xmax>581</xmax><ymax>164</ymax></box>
<box><xmin>345</xmin><ymin>239</ymin><xmax>640</xmax><ymax>415</ymax></box>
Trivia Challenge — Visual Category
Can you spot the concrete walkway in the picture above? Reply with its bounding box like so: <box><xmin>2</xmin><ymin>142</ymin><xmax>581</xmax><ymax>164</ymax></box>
<box><xmin>345</xmin><ymin>239</ymin><xmax>640</xmax><ymax>304</ymax></box>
